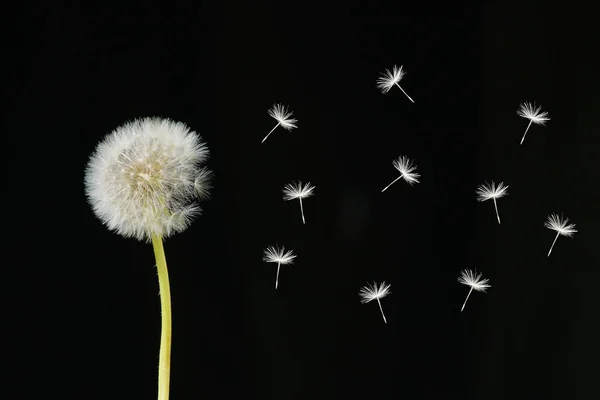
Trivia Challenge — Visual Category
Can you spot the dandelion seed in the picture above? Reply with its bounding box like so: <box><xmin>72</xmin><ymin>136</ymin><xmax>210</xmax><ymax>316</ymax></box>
<box><xmin>283</xmin><ymin>181</ymin><xmax>315</xmax><ymax>224</ymax></box>
<box><xmin>382</xmin><ymin>156</ymin><xmax>420</xmax><ymax>192</ymax></box>
<box><xmin>263</xmin><ymin>245</ymin><xmax>297</xmax><ymax>289</ymax></box>
<box><xmin>359</xmin><ymin>281</ymin><xmax>391</xmax><ymax>323</ymax></box>
<box><xmin>458</xmin><ymin>269</ymin><xmax>490</xmax><ymax>312</ymax></box>
<box><xmin>194</xmin><ymin>167</ymin><xmax>213</xmax><ymax>200</ymax></box>
<box><xmin>517</xmin><ymin>102</ymin><xmax>550</xmax><ymax>145</ymax></box>
<box><xmin>476</xmin><ymin>181</ymin><xmax>509</xmax><ymax>224</ymax></box>
<box><xmin>544</xmin><ymin>214</ymin><xmax>577</xmax><ymax>257</ymax></box>
<box><xmin>262</xmin><ymin>103</ymin><xmax>298</xmax><ymax>143</ymax></box>
<box><xmin>376</xmin><ymin>65</ymin><xmax>414</xmax><ymax>103</ymax></box>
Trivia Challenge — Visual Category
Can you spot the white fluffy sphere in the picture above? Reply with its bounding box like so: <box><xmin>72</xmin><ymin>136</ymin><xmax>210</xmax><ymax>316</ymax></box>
<box><xmin>85</xmin><ymin>117</ymin><xmax>212</xmax><ymax>242</ymax></box>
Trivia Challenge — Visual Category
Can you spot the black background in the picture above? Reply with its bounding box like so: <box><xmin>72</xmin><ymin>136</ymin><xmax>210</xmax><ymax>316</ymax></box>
<box><xmin>8</xmin><ymin>1</ymin><xmax>599</xmax><ymax>399</ymax></box>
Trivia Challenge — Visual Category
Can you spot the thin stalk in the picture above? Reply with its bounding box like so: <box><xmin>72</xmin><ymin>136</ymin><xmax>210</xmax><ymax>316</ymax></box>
<box><xmin>493</xmin><ymin>198</ymin><xmax>501</xmax><ymax>224</ymax></box>
<box><xmin>382</xmin><ymin>175</ymin><xmax>402</xmax><ymax>192</ymax></box>
<box><xmin>520</xmin><ymin>120</ymin><xmax>533</xmax><ymax>145</ymax></box>
<box><xmin>275</xmin><ymin>262</ymin><xmax>281</xmax><ymax>289</ymax></box>
<box><xmin>376</xmin><ymin>298</ymin><xmax>387</xmax><ymax>324</ymax></box>
<box><xmin>151</xmin><ymin>234</ymin><xmax>172</xmax><ymax>400</ymax></box>
<box><xmin>461</xmin><ymin>287</ymin><xmax>473</xmax><ymax>312</ymax></box>
<box><xmin>299</xmin><ymin>198</ymin><xmax>305</xmax><ymax>224</ymax></box>
<box><xmin>547</xmin><ymin>232</ymin><xmax>560</xmax><ymax>257</ymax></box>
<box><xmin>395</xmin><ymin>82</ymin><xmax>414</xmax><ymax>103</ymax></box>
<box><xmin>262</xmin><ymin>122</ymin><xmax>280</xmax><ymax>143</ymax></box>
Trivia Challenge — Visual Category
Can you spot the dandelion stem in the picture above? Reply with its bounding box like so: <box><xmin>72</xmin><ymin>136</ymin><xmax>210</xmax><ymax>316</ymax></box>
<box><xmin>151</xmin><ymin>234</ymin><xmax>172</xmax><ymax>400</ymax></box>
<box><xmin>262</xmin><ymin>122</ymin><xmax>280</xmax><ymax>143</ymax></box>
<box><xmin>382</xmin><ymin>175</ymin><xmax>402</xmax><ymax>192</ymax></box>
<box><xmin>548</xmin><ymin>232</ymin><xmax>560</xmax><ymax>257</ymax></box>
<box><xmin>461</xmin><ymin>287</ymin><xmax>473</xmax><ymax>312</ymax></box>
<box><xmin>275</xmin><ymin>262</ymin><xmax>281</xmax><ymax>289</ymax></box>
<box><xmin>520</xmin><ymin>120</ymin><xmax>533</xmax><ymax>145</ymax></box>
<box><xmin>376</xmin><ymin>298</ymin><xmax>387</xmax><ymax>323</ymax></box>
<box><xmin>395</xmin><ymin>82</ymin><xmax>414</xmax><ymax>103</ymax></box>
<box><xmin>493</xmin><ymin>198</ymin><xmax>501</xmax><ymax>224</ymax></box>
<box><xmin>299</xmin><ymin>198</ymin><xmax>305</xmax><ymax>224</ymax></box>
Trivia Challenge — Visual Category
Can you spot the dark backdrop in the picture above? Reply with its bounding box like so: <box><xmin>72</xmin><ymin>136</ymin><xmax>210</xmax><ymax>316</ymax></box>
<box><xmin>7</xmin><ymin>1</ymin><xmax>598</xmax><ymax>399</ymax></box>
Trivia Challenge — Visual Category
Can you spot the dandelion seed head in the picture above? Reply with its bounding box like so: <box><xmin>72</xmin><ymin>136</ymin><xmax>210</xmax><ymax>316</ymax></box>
<box><xmin>263</xmin><ymin>245</ymin><xmax>296</xmax><ymax>265</ymax></box>
<box><xmin>458</xmin><ymin>269</ymin><xmax>491</xmax><ymax>292</ymax></box>
<box><xmin>392</xmin><ymin>156</ymin><xmax>420</xmax><ymax>185</ymax></box>
<box><xmin>359</xmin><ymin>281</ymin><xmax>391</xmax><ymax>303</ymax></box>
<box><xmin>544</xmin><ymin>214</ymin><xmax>577</xmax><ymax>237</ymax></box>
<box><xmin>84</xmin><ymin>117</ymin><xmax>211</xmax><ymax>242</ymax></box>
<box><xmin>476</xmin><ymin>181</ymin><xmax>509</xmax><ymax>202</ymax></box>
<box><xmin>282</xmin><ymin>181</ymin><xmax>315</xmax><ymax>201</ymax></box>
<box><xmin>268</xmin><ymin>103</ymin><xmax>298</xmax><ymax>131</ymax></box>
<box><xmin>376</xmin><ymin>65</ymin><xmax>405</xmax><ymax>94</ymax></box>
<box><xmin>517</xmin><ymin>102</ymin><xmax>550</xmax><ymax>125</ymax></box>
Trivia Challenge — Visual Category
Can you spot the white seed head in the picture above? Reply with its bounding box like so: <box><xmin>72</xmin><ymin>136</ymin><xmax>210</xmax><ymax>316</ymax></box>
<box><xmin>458</xmin><ymin>269</ymin><xmax>491</xmax><ymax>292</ymax></box>
<box><xmin>476</xmin><ymin>181</ymin><xmax>509</xmax><ymax>202</ymax></box>
<box><xmin>517</xmin><ymin>102</ymin><xmax>550</xmax><ymax>125</ymax></box>
<box><xmin>359</xmin><ymin>281</ymin><xmax>391</xmax><ymax>303</ymax></box>
<box><xmin>392</xmin><ymin>156</ymin><xmax>420</xmax><ymax>185</ymax></box>
<box><xmin>282</xmin><ymin>181</ymin><xmax>315</xmax><ymax>200</ymax></box>
<box><xmin>263</xmin><ymin>245</ymin><xmax>296</xmax><ymax>265</ymax></box>
<box><xmin>376</xmin><ymin>65</ymin><xmax>405</xmax><ymax>94</ymax></box>
<box><xmin>544</xmin><ymin>214</ymin><xmax>577</xmax><ymax>237</ymax></box>
<box><xmin>268</xmin><ymin>103</ymin><xmax>298</xmax><ymax>131</ymax></box>
<box><xmin>84</xmin><ymin>117</ymin><xmax>212</xmax><ymax>242</ymax></box>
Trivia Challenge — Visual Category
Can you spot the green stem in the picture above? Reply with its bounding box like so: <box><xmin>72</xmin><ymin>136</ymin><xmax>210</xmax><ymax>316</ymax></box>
<box><xmin>151</xmin><ymin>234</ymin><xmax>172</xmax><ymax>400</ymax></box>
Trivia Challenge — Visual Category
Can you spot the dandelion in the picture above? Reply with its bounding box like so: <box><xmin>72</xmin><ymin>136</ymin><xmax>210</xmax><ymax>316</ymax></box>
<box><xmin>517</xmin><ymin>102</ymin><xmax>550</xmax><ymax>145</ymax></box>
<box><xmin>544</xmin><ymin>214</ymin><xmax>577</xmax><ymax>257</ymax></box>
<box><xmin>376</xmin><ymin>65</ymin><xmax>414</xmax><ymax>103</ymax></box>
<box><xmin>359</xmin><ymin>281</ymin><xmax>392</xmax><ymax>323</ymax></box>
<box><xmin>84</xmin><ymin>117</ymin><xmax>212</xmax><ymax>400</ymax></box>
<box><xmin>282</xmin><ymin>181</ymin><xmax>315</xmax><ymax>224</ymax></box>
<box><xmin>262</xmin><ymin>103</ymin><xmax>298</xmax><ymax>143</ymax></box>
<box><xmin>263</xmin><ymin>245</ymin><xmax>297</xmax><ymax>289</ymax></box>
<box><xmin>476</xmin><ymin>181</ymin><xmax>509</xmax><ymax>224</ymax></box>
<box><xmin>382</xmin><ymin>155</ymin><xmax>420</xmax><ymax>192</ymax></box>
<box><xmin>457</xmin><ymin>269</ymin><xmax>490</xmax><ymax>312</ymax></box>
